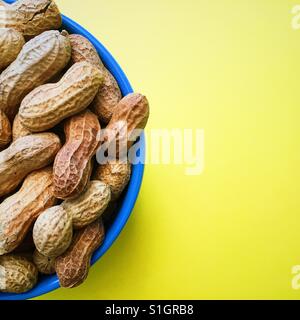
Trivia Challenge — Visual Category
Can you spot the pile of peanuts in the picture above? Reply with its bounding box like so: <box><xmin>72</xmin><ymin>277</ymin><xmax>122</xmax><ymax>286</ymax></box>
<box><xmin>0</xmin><ymin>0</ymin><xmax>149</xmax><ymax>293</ymax></box>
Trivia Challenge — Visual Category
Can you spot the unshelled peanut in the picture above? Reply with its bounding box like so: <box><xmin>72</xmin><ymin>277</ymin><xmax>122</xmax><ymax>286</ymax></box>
<box><xmin>55</xmin><ymin>219</ymin><xmax>105</xmax><ymax>288</ymax></box>
<box><xmin>69</xmin><ymin>34</ymin><xmax>122</xmax><ymax>124</ymax></box>
<box><xmin>67</xmin><ymin>159</ymin><xmax>93</xmax><ymax>199</ymax></box>
<box><xmin>101</xmin><ymin>93</ymin><xmax>149</xmax><ymax>157</ymax></box>
<box><xmin>0</xmin><ymin>0</ymin><xmax>62</xmax><ymax>37</ymax></box>
<box><xmin>0</xmin><ymin>255</ymin><xmax>38</xmax><ymax>293</ymax></box>
<box><xmin>62</xmin><ymin>181</ymin><xmax>111</xmax><ymax>229</ymax></box>
<box><xmin>0</xmin><ymin>28</ymin><xmax>24</xmax><ymax>70</ymax></box>
<box><xmin>53</xmin><ymin>110</ymin><xmax>100</xmax><ymax>199</ymax></box>
<box><xmin>12</xmin><ymin>113</ymin><xmax>31</xmax><ymax>141</ymax></box>
<box><xmin>95</xmin><ymin>161</ymin><xmax>131</xmax><ymax>201</ymax></box>
<box><xmin>0</xmin><ymin>30</ymin><xmax>71</xmax><ymax>120</ymax></box>
<box><xmin>0</xmin><ymin>167</ymin><xmax>57</xmax><ymax>255</ymax></box>
<box><xmin>0</xmin><ymin>133</ymin><xmax>61</xmax><ymax>197</ymax></box>
<box><xmin>33</xmin><ymin>206</ymin><xmax>72</xmax><ymax>258</ymax></box>
<box><xmin>0</xmin><ymin>110</ymin><xmax>11</xmax><ymax>149</ymax></box>
<box><xmin>19</xmin><ymin>62</ymin><xmax>103</xmax><ymax>131</ymax></box>
<box><xmin>33</xmin><ymin>250</ymin><xmax>55</xmax><ymax>275</ymax></box>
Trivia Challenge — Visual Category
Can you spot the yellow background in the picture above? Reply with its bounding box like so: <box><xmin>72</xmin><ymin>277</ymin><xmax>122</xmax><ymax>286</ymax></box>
<box><xmin>38</xmin><ymin>0</ymin><xmax>300</xmax><ymax>299</ymax></box>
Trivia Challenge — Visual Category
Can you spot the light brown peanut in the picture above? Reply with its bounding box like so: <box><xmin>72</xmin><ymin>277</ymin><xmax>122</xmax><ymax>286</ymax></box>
<box><xmin>0</xmin><ymin>30</ymin><xmax>71</xmax><ymax>120</ymax></box>
<box><xmin>0</xmin><ymin>132</ymin><xmax>61</xmax><ymax>197</ymax></box>
<box><xmin>95</xmin><ymin>161</ymin><xmax>131</xmax><ymax>201</ymax></box>
<box><xmin>0</xmin><ymin>0</ymin><xmax>62</xmax><ymax>38</ymax></box>
<box><xmin>101</xmin><ymin>93</ymin><xmax>149</xmax><ymax>157</ymax></box>
<box><xmin>0</xmin><ymin>28</ymin><xmax>24</xmax><ymax>70</ymax></box>
<box><xmin>0</xmin><ymin>110</ymin><xmax>11</xmax><ymax>149</ymax></box>
<box><xmin>19</xmin><ymin>61</ymin><xmax>103</xmax><ymax>131</ymax></box>
<box><xmin>0</xmin><ymin>255</ymin><xmax>38</xmax><ymax>293</ymax></box>
<box><xmin>0</xmin><ymin>167</ymin><xmax>57</xmax><ymax>256</ymax></box>
<box><xmin>33</xmin><ymin>250</ymin><xmax>55</xmax><ymax>275</ymax></box>
<box><xmin>69</xmin><ymin>34</ymin><xmax>122</xmax><ymax>124</ymax></box>
<box><xmin>62</xmin><ymin>181</ymin><xmax>111</xmax><ymax>229</ymax></box>
<box><xmin>55</xmin><ymin>219</ymin><xmax>105</xmax><ymax>288</ymax></box>
<box><xmin>12</xmin><ymin>113</ymin><xmax>31</xmax><ymax>141</ymax></box>
<box><xmin>33</xmin><ymin>206</ymin><xmax>72</xmax><ymax>258</ymax></box>
<box><xmin>53</xmin><ymin>110</ymin><xmax>100</xmax><ymax>199</ymax></box>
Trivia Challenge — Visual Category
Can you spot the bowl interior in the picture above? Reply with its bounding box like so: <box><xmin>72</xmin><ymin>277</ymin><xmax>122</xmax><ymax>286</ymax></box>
<box><xmin>0</xmin><ymin>3</ymin><xmax>145</xmax><ymax>300</ymax></box>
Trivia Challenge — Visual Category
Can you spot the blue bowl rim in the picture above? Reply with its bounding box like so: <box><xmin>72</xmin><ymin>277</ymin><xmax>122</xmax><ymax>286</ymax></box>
<box><xmin>0</xmin><ymin>1</ymin><xmax>145</xmax><ymax>301</ymax></box>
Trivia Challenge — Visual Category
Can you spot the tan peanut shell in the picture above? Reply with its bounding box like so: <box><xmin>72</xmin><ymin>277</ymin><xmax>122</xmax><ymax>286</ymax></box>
<box><xmin>0</xmin><ymin>167</ymin><xmax>57</xmax><ymax>256</ymax></box>
<box><xmin>0</xmin><ymin>110</ymin><xmax>11</xmax><ymax>148</ymax></box>
<box><xmin>95</xmin><ymin>161</ymin><xmax>131</xmax><ymax>201</ymax></box>
<box><xmin>12</xmin><ymin>113</ymin><xmax>31</xmax><ymax>141</ymax></box>
<box><xmin>53</xmin><ymin>110</ymin><xmax>101</xmax><ymax>199</ymax></box>
<box><xmin>33</xmin><ymin>250</ymin><xmax>55</xmax><ymax>275</ymax></box>
<box><xmin>62</xmin><ymin>181</ymin><xmax>111</xmax><ymax>229</ymax></box>
<box><xmin>55</xmin><ymin>219</ymin><xmax>105</xmax><ymax>288</ymax></box>
<box><xmin>0</xmin><ymin>30</ymin><xmax>71</xmax><ymax>120</ymax></box>
<box><xmin>0</xmin><ymin>255</ymin><xmax>38</xmax><ymax>293</ymax></box>
<box><xmin>19</xmin><ymin>61</ymin><xmax>103</xmax><ymax>131</ymax></box>
<box><xmin>101</xmin><ymin>93</ymin><xmax>149</xmax><ymax>156</ymax></box>
<box><xmin>0</xmin><ymin>133</ymin><xmax>61</xmax><ymax>197</ymax></box>
<box><xmin>0</xmin><ymin>28</ymin><xmax>24</xmax><ymax>70</ymax></box>
<box><xmin>69</xmin><ymin>34</ymin><xmax>104</xmax><ymax>68</ymax></box>
<box><xmin>33</xmin><ymin>206</ymin><xmax>72</xmax><ymax>258</ymax></box>
<box><xmin>69</xmin><ymin>34</ymin><xmax>122</xmax><ymax>124</ymax></box>
<box><xmin>0</xmin><ymin>0</ymin><xmax>62</xmax><ymax>37</ymax></box>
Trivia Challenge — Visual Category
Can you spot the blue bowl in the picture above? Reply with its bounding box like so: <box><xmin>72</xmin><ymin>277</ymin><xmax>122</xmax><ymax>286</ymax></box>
<box><xmin>0</xmin><ymin>0</ymin><xmax>145</xmax><ymax>300</ymax></box>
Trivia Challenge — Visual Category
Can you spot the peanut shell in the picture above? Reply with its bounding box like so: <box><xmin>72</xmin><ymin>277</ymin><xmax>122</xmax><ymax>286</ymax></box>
<box><xmin>0</xmin><ymin>167</ymin><xmax>57</xmax><ymax>255</ymax></box>
<box><xmin>33</xmin><ymin>206</ymin><xmax>72</xmax><ymax>258</ymax></box>
<box><xmin>69</xmin><ymin>34</ymin><xmax>122</xmax><ymax>124</ymax></box>
<box><xmin>101</xmin><ymin>93</ymin><xmax>149</xmax><ymax>157</ymax></box>
<box><xmin>0</xmin><ymin>0</ymin><xmax>62</xmax><ymax>37</ymax></box>
<box><xmin>0</xmin><ymin>28</ymin><xmax>24</xmax><ymax>70</ymax></box>
<box><xmin>12</xmin><ymin>113</ymin><xmax>31</xmax><ymax>142</ymax></box>
<box><xmin>0</xmin><ymin>133</ymin><xmax>61</xmax><ymax>197</ymax></box>
<box><xmin>0</xmin><ymin>110</ymin><xmax>11</xmax><ymax>148</ymax></box>
<box><xmin>0</xmin><ymin>255</ymin><xmax>38</xmax><ymax>293</ymax></box>
<box><xmin>19</xmin><ymin>62</ymin><xmax>103</xmax><ymax>131</ymax></box>
<box><xmin>0</xmin><ymin>30</ymin><xmax>71</xmax><ymax>120</ymax></box>
<box><xmin>62</xmin><ymin>181</ymin><xmax>111</xmax><ymax>229</ymax></box>
<box><xmin>53</xmin><ymin>110</ymin><xmax>100</xmax><ymax>199</ymax></box>
<box><xmin>33</xmin><ymin>250</ymin><xmax>55</xmax><ymax>275</ymax></box>
<box><xmin>95</xmin><ymin>161</ymin><xmax>131</xmax><ymax>201</ymax></box>
<box><xmin>55</xmin><ymin>219</ymin><xmax>105</xmax><ymax>288</ymax></box>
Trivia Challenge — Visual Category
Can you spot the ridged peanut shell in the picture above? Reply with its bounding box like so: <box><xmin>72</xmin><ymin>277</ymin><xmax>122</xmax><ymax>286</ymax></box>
<box><xmin>0</xmin><ymin>28</ymin><xmax>24</xmax><ymax>70</ymax></box>
<box><xmin>101</xmin><ymin>93</ymin><xmax>149</xmax><ymax>157</ymax></box>
<box><xmin>67</xmin><ymin>159</ymin><xmax>93</xmax><ymax>199</ymax></box>
<box><xmin>12</xmin><ymin>113</ymin><xmax>31</xmax><ymax>141</ymax></box>
<box><xmin>19</xmin><ymin>61</ymin><xmax>103</xmax><ymax>132</ymax></box>
<box><xmin>55</xmin><ymin>219</ymin><xmax>105</xmax><ymax>288</ymax></box>
<box><xmin>0</xmin><ymin>167</ymin><xmax>57</xmax><ymax>255</ymax></box>
<box><xmin>0</xmin><ymin>133</ymin><xmax>61</xmax><ymax>197</ymax></box>
<box><xmin>33</xmin><ymin>206</ymin><xmax>72</xmax><ymax>258</ymax></box>
<box><xmin>0</xmin><ymin>0</ymin><xmax>62</xmax><ymax>37</ymax></box>
<box><xmin>33</xmin><ymin>250</ymin><xmax>55</xmax><ymax>275</ymax></box>
<box><xmin>53</xmin><ymin>110</ymin><xmax>100</xmax><ymax>199</ymax></box>
<box><xmin>0</xmin><ymin>255</ymin><xmax>38</xmax><ymax>293</ymax></box>
<box><xmin>69</xmin><ymin>34</ymin><xmax>104</xmax><ymax>68</ymax></box>
<box><xmin>94</xmin><ymin>161</ymin><xmax>131</xmax><ymax>201</ymax></box>
<box><xmin>62</xmin><ymin>181</ymin><xmax>111</xmax><ymax>229</ymax></box>
<box><xmin>0</xmin><ymin>30</ymin><xmax>71</xmax><ymax>120</ymax></box>
<box><xmin>69</xmin><ymin>34</ymin><xmax>121</xmax><ymax>124</ymax></box>
<box><xmin>0</xmin><ymin>110</ymin><xmax>11</xmax><ymax>148</ymax></box>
